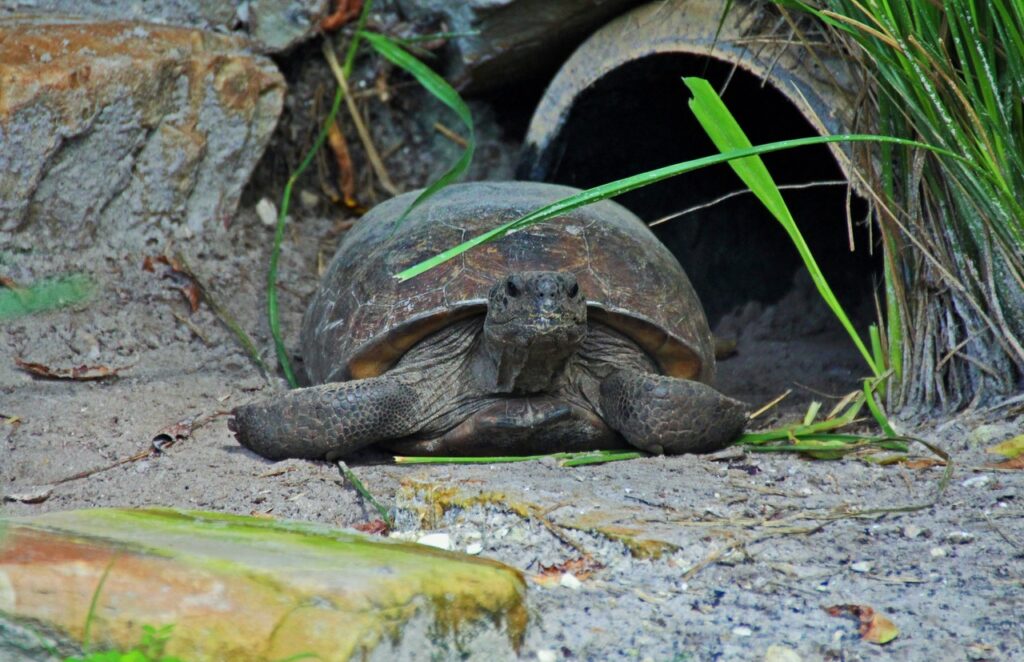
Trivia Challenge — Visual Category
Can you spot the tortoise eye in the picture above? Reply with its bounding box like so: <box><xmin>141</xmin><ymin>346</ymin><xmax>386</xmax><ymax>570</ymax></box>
<box><xmin>568</xmin><ymin>282</ymin><xmax>579</xmax><ymax>298</ymax></box>
<box><xmin>506</xmin><ymin>279</ymin><xmax>520</xmax><ymax>297</ymax></box>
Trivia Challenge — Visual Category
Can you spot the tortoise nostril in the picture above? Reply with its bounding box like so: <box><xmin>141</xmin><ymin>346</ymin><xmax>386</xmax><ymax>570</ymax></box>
<box><xmin>506</xmin><ymin>279</ymin><xmax>520</xmax><ymax>297</ymax></box>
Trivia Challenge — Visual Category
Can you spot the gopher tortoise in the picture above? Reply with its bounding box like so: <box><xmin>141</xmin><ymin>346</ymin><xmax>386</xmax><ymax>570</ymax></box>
<box><xmin>230</xmin><ymin>182</ymin><xmax>746</xmax><ymax>459</ymax></box>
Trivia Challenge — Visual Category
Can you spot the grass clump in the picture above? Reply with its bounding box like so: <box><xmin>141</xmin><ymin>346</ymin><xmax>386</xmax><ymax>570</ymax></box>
<box><xmin>785</xmin><ymin>0</ymin><xmax>1024</xmax><ymax>410</ymax></box>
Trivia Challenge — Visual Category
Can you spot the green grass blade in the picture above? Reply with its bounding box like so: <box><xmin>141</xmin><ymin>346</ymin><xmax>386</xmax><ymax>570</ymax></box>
<box><xmin>394</xmin><ymin>131</ymin><xmax>962</xmax><ymax>282</ymax></box>
<box><xmin>268</xmin><ymin>1</ymin><xmax>374</xmax><ymax>387</ymax></box>
<box><xmin>362</xmin><ymin>32</ymin><xmax>475</xmax><ymax>222</ymax></box>
<box><xmin>0</xmin><ymin>274</ymin><xmax>93</xmax><ymax>322</ymax></box>
<box><xmin>682</xmin><ymin>76</ymin><xmax>877</xmax><ymax>375</ymax></box>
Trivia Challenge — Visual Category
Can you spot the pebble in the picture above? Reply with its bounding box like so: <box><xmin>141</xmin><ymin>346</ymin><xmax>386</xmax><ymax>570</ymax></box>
<box><xmin>850</xmin><ymin>561</ymin><xmax>873</xmax><ymax>573</ymax></box>
<box><xmin>560</xmin><ymin>573</ymin><xmax>583</xmax><ymax>590</ymax></box>
<box><xmin>962</xmin><ymin>475</ymin><xmax>991</xmax><ymax>488</ymax></box>
<box><xmin>764</xmin><ymin>645</ymin><xmax>802</xmax><ymax>662</ymax></box>
<box><xmin>255</xmin><ymin>198</ymin><xmax>277</xmax><ymax>227</ymax></box>
<box><xmin>902</xmin><ymin>524</ymin><xmax>924</xmax><ymax>539</ymax></box>
<box><xmin>930</xmin><ymin>546</ymin><xmax>947</xmax><ymax>558</ymax></box>
<box><xmin>298</xmin><ymin>189</ymin><xmax>320</xmax><ymax>209</ymax></box>
<box><xmin>465</xmin><ymin>542</ymin><xmax>483</xmax><ymax>555</ymax></box>
<box><xmin>416</xmin><ymin>533</ymin><xmax>452</xmax><ymax>550</ymax></box>
<box><xmin>536</xmin><ymin>650</ymin><xmax>557</xmax><ymax>662</ymax></box>
<box><xmin>732</xmin><ymin>626</ymin><xmax>753</xmax><ymax>637</ymax></box>
<box><xmin>946</xmin><ymin>531</ymin><xmax>975</xmax><ymax>544</ymax></box>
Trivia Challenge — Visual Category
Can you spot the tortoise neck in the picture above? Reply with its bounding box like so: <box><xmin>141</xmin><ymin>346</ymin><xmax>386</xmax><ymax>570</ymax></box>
<box><xmin>474</xmin><ymin>321</ymin><xmax>585</xmax><ymax>395</ymax></box>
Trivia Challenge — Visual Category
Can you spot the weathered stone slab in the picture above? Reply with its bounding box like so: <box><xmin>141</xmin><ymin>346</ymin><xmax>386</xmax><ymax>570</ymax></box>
<box><xmin>0</xmin><ymin>20</ymin><xmax>285</xmax><ymax>243</ymax></box>
<box><xmin>0</xmin><ymin>1</ymin><xmax>328</xmax><ymax>53</ymax></box>
<box><xmin>397</xmin><ymin>0</ymin><xmax>645</xmax><ymax>92</ymax></box>
<box><xmin>0</xmin><ymin>508</ymin><xmax>526</xmax><ymax>660</ymax></box>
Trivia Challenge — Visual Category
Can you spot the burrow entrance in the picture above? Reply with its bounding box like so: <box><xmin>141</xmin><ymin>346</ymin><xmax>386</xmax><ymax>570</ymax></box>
<box><xmin>519</xmin><ymin>54</ymin><xmax>881</xmax><ymax>418</ymax></box>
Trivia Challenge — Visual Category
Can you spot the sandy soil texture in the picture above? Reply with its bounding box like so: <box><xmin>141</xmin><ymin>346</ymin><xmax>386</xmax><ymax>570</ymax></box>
<box><xmin>2</xmin><ymin>205</ymin><xmax>1022</xmax><ymax>660</ymax></box>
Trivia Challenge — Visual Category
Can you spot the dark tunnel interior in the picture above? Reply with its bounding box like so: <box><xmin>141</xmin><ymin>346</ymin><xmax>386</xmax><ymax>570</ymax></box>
<box><xmin>518</xmin><ymin>53</ymin><xmax>880</xmax><ymax>329</ymax></box>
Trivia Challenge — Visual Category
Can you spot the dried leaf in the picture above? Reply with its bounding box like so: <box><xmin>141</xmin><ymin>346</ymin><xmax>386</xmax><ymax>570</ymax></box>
<box><xmin>354</xmin><ymin>519</ymin><xmax>390</xmax><ymax>535</ymax></box>
<box><xmin>152</xmin><ymin>415</ymin><xmax>198</xmax><ymax>450</ymax></box>
<box><xmin>986</xmin><ymin>455</ymin><xmax>1024</xmax><ymax>470</ymax></box>
<box><xmin>987</xmin><ymin>434</ymin><xmax>1024</xmax><ymax>459</ymax></box>
<box><xmin>15</xmin><ymin>357</ymin><xmax>125</xmax><ymax>381</ymax></box>
<box><xmin>534</xmin><ymin>556</ymin><xmax>604</xmax><ymax>585</ymax></box>
<box><xmin>903</xmin><ymin>457</ymin><xmax>947</xmax><ymax>469</ymax></box>
<box><xmin>3</xmin><ymin>485</ymin><xmax>53</xmax><ymax>504</ymax></box>
<box><xmin>143</xmin><ymin>254</ymin><xmax>202</xmax><ymax>312</ymax></box>
<box><xmin>326</xmin><ymin>120</ymin><xmax>360</xmax><ymax>209</ymax></box>
<box><xmin>825</xmin><ymin>604</ymin><xmax>899</xmax><ymax>644</ymax></box>
<box><xmin>321</xmin><ymin>0</ymin><xmax>363</xmax><ymax>31</ymax></box>
<box><xmin>2</xmin><ymin>413</ymin><xmax>21</xmax><ymax>425</ymax></box>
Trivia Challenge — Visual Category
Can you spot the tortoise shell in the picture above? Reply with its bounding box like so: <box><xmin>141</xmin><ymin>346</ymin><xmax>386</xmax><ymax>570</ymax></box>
<box><xmin>301</xmin><ymin>182</ymin><xmax>714</xmax><ymax>385</ymax></box>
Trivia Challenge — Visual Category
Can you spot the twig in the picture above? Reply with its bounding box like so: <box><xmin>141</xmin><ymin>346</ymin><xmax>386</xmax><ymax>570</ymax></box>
<box><xmin>336</xmin><ymin>461</ymin><xmax>393</xmax><ymax>527</ymax></box>
<box><xmin>52</xmin><ymin>411</ymin><xmax>227</xmax><ymax>485</ymax></box>
<box><xmin>322</xmin><ymin>40</ymin><xmax>399</xmax><ymax>195</ymax></box>
<box><xmin>648</xmin><ymin>180</ymin><xmax>847</xmax><ymax>227</ymax></box>
<box><xmin>434</xmin><ymin>121</ymin><xmax>468</xmax><ymax>147</ymax></box>
<box><xmin>173</xmin><ymin>311</ymin><xmax>213</xmax><ymax>346</ymax></box>
<box><xmin>749</xmin><ymin>390</ymin><xmax>791</xmax><ymax>419</ymax></box>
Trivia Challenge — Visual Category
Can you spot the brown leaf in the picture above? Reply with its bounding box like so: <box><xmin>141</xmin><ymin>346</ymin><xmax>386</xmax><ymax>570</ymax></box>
<box><xmin>152</xmin><ymin>415</ymin><xmax>198</xmax><ymax>450</ymax></box>
<box><xmin>825</xmin><ymin>604</ymin><xmax>899</xmax><ymax>644</ymax></box>
<box><xmin>142</xmin><ymin>254</ymin><xmax>202</xmax><ymax>312</ymax></box>
<box><xmin>904</xmin><ymin>457</ymin><xmax>947</xmax><ymax>470</ymax></box>
<box><xmin>534</xmin><ymin>555</ymin><xmax>604</xmax><ymax>585</ymax></box>
<box><xmin>327</xmin><ymin>120</ymin><xmax>359</xmax><ymax>209</ymax></box>
<box><xmin>15</xmin><ymin>357</ymin><xmax>125</xmax><ymax>381</ymax></box>
<box><xmin>354</xmin><ymin>519</ymin><xmax>390</xmax><ymax>535</ymax></box>
<box><xmin>3</xmin><ymin>485</ymin><xmax>53</xmax><ymax>504</ymax></box>
<box><xmin>986</xmin><ymin>455</ymin><xmax>1024</xmax><ymax>470</ymax></box>
<box><xmin>321</xmin><ymin>0</ymin><xmax>363</xmax><ymax>32</ymax></box>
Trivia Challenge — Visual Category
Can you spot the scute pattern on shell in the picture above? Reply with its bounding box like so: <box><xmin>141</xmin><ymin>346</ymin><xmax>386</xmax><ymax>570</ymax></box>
<box><xmin>301</xmin><ymin>182</ymin><xmax>714</xmax><ymax>385</ymax></box>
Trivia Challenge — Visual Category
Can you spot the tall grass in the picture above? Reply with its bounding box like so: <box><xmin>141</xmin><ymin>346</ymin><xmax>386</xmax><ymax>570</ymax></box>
<box><xmin>788</xmin><ymin>0</ymin><xmax>1024</xmax><ymax>410</ymax></box>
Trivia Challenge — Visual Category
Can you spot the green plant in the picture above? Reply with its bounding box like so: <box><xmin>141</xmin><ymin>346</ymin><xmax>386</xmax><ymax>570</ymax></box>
<box><xmin>65</xmin><ymin>625</ymin><xmax>182</xmax><ymax>662</ymax></box>
<box><xmin>783</xmin><ymin>0</ymin><xmax>1024</xmax><ymax>409</ymax></box>
<box><xmin>268</xmin><ymin>0</ymin><xmax>474</xmax><ymax>388</ymax></box>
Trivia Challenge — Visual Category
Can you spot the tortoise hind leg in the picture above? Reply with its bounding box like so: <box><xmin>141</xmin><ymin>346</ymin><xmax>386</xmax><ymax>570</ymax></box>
<box><xmin>599</xmin><ymin>369</ymin><xmax>747</xmax><ymax>454</ymax></box>
<box><xmin>230</xmin><ymin>377</ymin><xmax>422</xmax><ymax>461</ymax></box>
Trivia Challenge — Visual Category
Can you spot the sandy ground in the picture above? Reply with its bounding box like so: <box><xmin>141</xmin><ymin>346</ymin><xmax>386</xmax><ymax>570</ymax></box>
<box><xmin>2</xmin><ymin>204</ymin><xmax>1023</xmax><ymax>660</ymax></box>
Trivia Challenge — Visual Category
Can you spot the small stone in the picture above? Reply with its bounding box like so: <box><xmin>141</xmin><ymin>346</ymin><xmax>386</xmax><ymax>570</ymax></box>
<box><xmin>416</xmin><ymin>533</ymin><xmax>452</xmax><ymax>550</ymax></box>
<box><xmin>946</xmin><ymin>531</ymin><xmax>975</xmax><ymax>545</ymax></box>
<box><xmin>764</xmin><ymin>644</ymin><xmax>802</xmax><ymax>662</ymax></box>
<box><xmin>536</xmin><ymin>650</ymin><xmax>557</xmax><ymax>662</ymax></box>
<box><xmin>298</xmin><ymin>190</ymin><xmax>320</xmax><ymax>209</ymax></box>
<box><xmin>559</xmin><ymin>573</ymin><xmax>582</xmax><ymax>590</ymax></box>
<box><xmin>850</xmin><ymin>561</ymin><xmax>873</xmax><ymax>573</ymax></box>
<box><xmin>256</xmin><ymin>198</ymin><xmax>278</xmax><ymax>227</ymax></box>
<box><xmin>465</xmin><ymin>542</ymin><xmax>483</xmax><ymax>555</ymax></box>
<box><xmin>732</xmin><ymin>626</ymin><xmax>752</xmax><ymax>637</ymax></box>
<box><xmin>962</xmin><ymin>475</ymin><xmax>991</xmax><ymax>488</ymax></box>
<box><xmin>902</xmin><ymin>524</ymin><xmax>924</xmax><ymax>539</ymax></box>
<box><xmin>929</xmin><ymin>546</ymin><xmax>947</xmax><ymax>558</ymax></box>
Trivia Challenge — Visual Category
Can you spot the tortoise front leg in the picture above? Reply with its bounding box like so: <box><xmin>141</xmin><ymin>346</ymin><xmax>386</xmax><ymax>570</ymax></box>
<box><xmin>230</xmin><ymin>377</ymin><xmax>422</xmax><ymax>460</ymax></box>
<box><xmin>599</xmin><ymin>369</ymin><xmax>747</xmax><ymax>454</ymax></box>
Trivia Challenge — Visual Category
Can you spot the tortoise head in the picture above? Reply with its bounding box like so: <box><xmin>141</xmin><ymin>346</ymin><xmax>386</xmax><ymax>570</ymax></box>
<box><xmin>480</xmin><ymin>271</ymin><xmax>587</xmax><ymax>393</ymax></box>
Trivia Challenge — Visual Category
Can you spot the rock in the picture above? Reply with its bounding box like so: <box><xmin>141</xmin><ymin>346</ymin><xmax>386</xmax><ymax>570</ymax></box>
<box><xmin>946</xmin><ymin>531</ymin><xmax>975</xmax><ymax>545</ymax></box>
<box><xmin>396</xmin><ymin>0</ymin><xmax>645</xmax><ymax>93</ymax></box>
<box><xmin>0</xmin><ymin>508</ymin><xmax>527</xmax><ymax>659</ymax></box>
<box><xmin>765</xmin><ymin>645</ymin><xmax>802</xmax><ymax>662</ymax></box>
<box><xmin>0</xmin><ymin>20</ymin><xmax>285</xmax><ymax>245</ymax></box>
<box><xmin>559</xmin><ymin>572</ymin><xmax>582</xmax><ymax>590</ymax></box>
<box><xmin>0</xmin><ymin>0</ymin><xmax>328</xmax><ymax>52</ymax></box>
<box><xmin>416</xmin><ymin>532</ymin><xmax>453</xmax><ymax>550</ymax></box>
